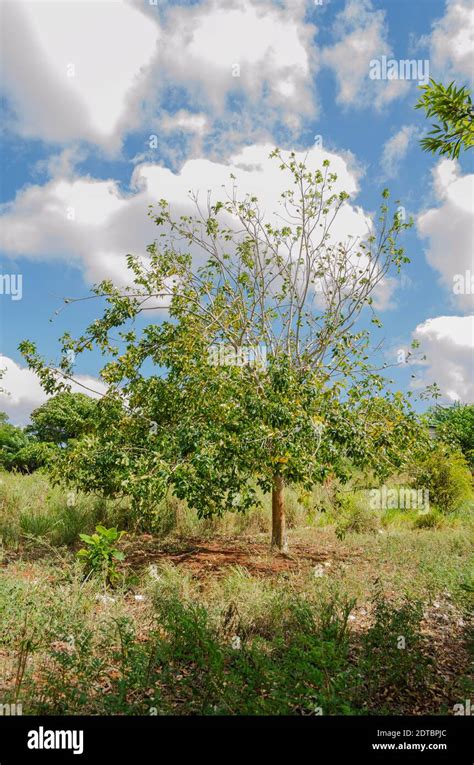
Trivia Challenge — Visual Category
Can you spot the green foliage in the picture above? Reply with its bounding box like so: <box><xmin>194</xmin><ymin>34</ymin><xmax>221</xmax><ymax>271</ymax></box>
<box><xmin>0</xmin><ymin>412</ymin><xmax>58</xmax><ymax>473</ymax></box>
<box><xmin>77</xmin><ymin>525</ymin><xmax>126</xmax><ymax>583</ymax></box>
<box><xmin>5</xmin><ymin>580</ymin><xmax>440</xmax><ymax>716</ymax></box>
<box><xmin>0</xmin><ymin>503</ymin><xmax>471</xmax><ymax>715</ymax></box>
<box><xmin>414</xmin><ymin>445</ymin><xmax>473</xmax><ymax>513</ymax></box>
<box><xmin>150</xmin><ymin>592</ymin><xmax>357</xmax><ymax>715</ymax></box>
<box><xmin>7</xmin><ymin>441</ymin><xmax>56</xmax><ymax>473</ymax></box>
<box><xmin>26</xmin><ymin>392</ymin><xmax>98</xmax><ymax>444</ymax></box>
<box><xmin>413</xmin><ymin>510</ymin><xmax>444</xmax><ymax>530</ymax></box>
<box><xmin>19</xmin><ymin>508</ymin><xmax>57</xmax><ymax>539</ymax></box>
<box><xmin>0</xmin><ymin>470</ymin><xmax>124</xmax><ymax>549</ymax></box>
<box><xmin>356</xmin><ymin>589</ymin><xmax>431</xmax><ymax>712</ymax></box>
<box><xmin>0</xmin><ymin>414</ymin><xmax>30</xmax><ymax>468</ymax></box>
<box><xmin>19</xmin><ymin>151</ymin><xmax>426</xmax><ymax>538</ymax></box>
<box><xmin>428</xmin><ymin>402</ymin><xmax>474</xmax><ymax>470</ymax></box>
<box><xmin>416</xmin><ymin>79</ymin><xmax>474</xmax><ymax>159</ymax></box>
<box><xmin>334</xmin><ymin>491</ymin><xmax>379</xmax><ymax>540</ymax></box>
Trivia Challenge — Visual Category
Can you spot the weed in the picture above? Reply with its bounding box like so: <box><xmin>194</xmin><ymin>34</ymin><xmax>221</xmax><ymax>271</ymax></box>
<box><xmin>77</xmin><ymin>525</ymin><xmax>126</xmax><ymax>584</ymax></box>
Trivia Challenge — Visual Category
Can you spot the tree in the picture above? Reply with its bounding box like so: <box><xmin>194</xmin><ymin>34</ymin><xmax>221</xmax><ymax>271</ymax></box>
<box><xmin>20</xmin><ymin>151</ymin><xmax>428</xmax><ymax>550</ymax></box>
<box><xmin>428</xmin><ymin>402</ymin><xmax>474</xmax><ymax>470</ymax></box>
<box><xmin>7</xmin><ymin>441</ymin><xmax>56</xmax><ymax>474</ymax></box>
<box><xmin>0</xmin><ymin>413</ymin><xmax>30</xmax><ymax>468</ymax></box>
<box><xmin>0</xmin><ymin>412</ymin><xmax>57</xmax><ymax>473</ymax></box>
<box><xmin>25</xmin><ymin>392</ymin><xmax>98</xmax><ymax>444</ymax></box>
<box><xmin>415</xmin><ymin>79</ymin><xmax>473</xmax><ymax>159</ymax></box>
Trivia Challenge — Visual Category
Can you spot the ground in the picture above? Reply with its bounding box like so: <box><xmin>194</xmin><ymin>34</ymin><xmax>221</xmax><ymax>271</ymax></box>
<box><xmin>0</xmin><ymin>519</ymin><xmax>471</xmax><ymax>716</ymax></box>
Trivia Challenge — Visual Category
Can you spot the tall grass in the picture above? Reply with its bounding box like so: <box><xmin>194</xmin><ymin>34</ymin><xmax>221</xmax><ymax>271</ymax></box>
<box><xmin>0</xmin><ymin>471</ymin><xmax>118</xmax><ymax>548</ymax></box>
<box><xmin>1</xmin><ymin>469</ymin><xmax>472</xmax><ymax>551</ymax></box>
<box><xmin>0</xmin><ymin>471</ymin><xmax>329</xmax><ymax>547</ymax></box>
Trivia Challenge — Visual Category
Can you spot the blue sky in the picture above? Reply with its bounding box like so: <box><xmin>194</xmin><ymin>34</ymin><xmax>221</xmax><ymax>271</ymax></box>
<box><xmin>0</xmin><ymin>0</ymin><xmax>472</xmax><ymax>424</ymax></box>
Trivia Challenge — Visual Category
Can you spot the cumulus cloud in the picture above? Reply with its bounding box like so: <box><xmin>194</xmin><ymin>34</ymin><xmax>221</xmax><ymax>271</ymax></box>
<box><xmin>322</xmin><ymin>0</ymin><xmax>410</xmax><ymax>109</ymax></box>
<box><xmin>139</xmin><ymin>0</ymin><xmax>319</xmax><ymax>151</ymax></box>
<box><xmin>0</xmin><ymin>0</ymin><xmax>158</xmax><ymax>151</ymax></box>
<box><xmin>417</xmin><ymin>159</ymin><xmax>474</xmax><ymax>312</ymax></box>
<box><xmin>429</xmin><ymin>0</ymin><xmax>474</xmax><ymax>86</ymax></box>
<box><xmin>0</xmin><ymin>143</ymin><xmax>370</xmax><ymax>285</ymax></box>
<box><xmin>0</xmin><ymin>175</ymin><xmax>138</xmax><ymax>284</ymax></box>
<box><xmin>380</xmin><ymin>125</ymin><xmax>419</xmax><ymax>178</ymax></box>
<box><xmin>1</xmin><ymin>0</ymin><xmax>431</xmax><ymax>156</ymax></box>
<box><xmin>0</xmin><ymin>355</ymin><xmax>107</xmax><ymax>426</ymax></box>
<box><xmin>412</xmin><ymin>315</ymin><xmax>474</xmax><ymax>402</ymax></box>
<box><xmin>0</xmin><ymin>0</ymin><xmax>318</xmax><ymax>151</ymax></box>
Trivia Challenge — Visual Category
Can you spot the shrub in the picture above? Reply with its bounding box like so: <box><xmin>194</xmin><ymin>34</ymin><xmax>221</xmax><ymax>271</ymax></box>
<box><xmin>77</xmin><ymin>525</ymin><xmax>126</xmax><ymax>584</ymax></box>
<box><xmin>152</xmin><ymin>592</ymin><xmax>358</xmax><ymax>715</ymax></box>
<box><xmin>356</xmin><ymin>590</ymin><xmax>432</xmax><ymax>712</ymax></box>
<box><xmin>7</xmin><ymin>442</ymin><xmax>57</xmax><ymax>473</ymax></box>
<box><xmin>335</xmin><ymin>491</ymin><xmax>379</xmax><ymax>539</ymax></box>
<box><xmin>413</xmin><ymin>510</ymin><xmax>444</xmax><ymax>529</ymax></box>
<box><xmin>428</xmin><ymin>403</ymin><xmax>474</xmax><ymax>470</ymax></box>
<box><xmin>414</xmin><ymin>446</ymin><xmax>472</xmax><ymax>513</ymax></box>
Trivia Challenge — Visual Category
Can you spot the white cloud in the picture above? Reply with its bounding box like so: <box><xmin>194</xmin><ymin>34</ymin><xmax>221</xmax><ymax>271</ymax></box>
<box><xmin>1</xmin><ymin>0</ymin><xmax>158</xmax><ymax>150</ymax></box>
<box><xmin>412</xmin><ymin>315</ymin><xmax>474</xmax><ymax>402</ymax></box>
<box><xmin>0</xmin><ymin>355</ymin><xmax>106</xmax><ymax>426</ymax></box>
<box><xmin>33</xmin><ymin>146</ymin><xmax>87</xmax><ymax>181</ymax></box>
<box><xmin>380</xmin><ymin>125</ymin><xmax>419</xmax><ymax>178</ymax></box>
<box><xmin>0</xmin><ymin>141</ymin><xmax>392</xmax><ymax>302</ymax></box>
<box><xmin>0</xmin><ymin>175</ymin><xmax>138</xmax><ymax>284</ymax></box>
<box><xmin>0</xmin><ymin>0</ymin><xmax>318</xmax><ymax>151</ymax></box>
<box><xmin>156</xmin><ymin>0</ymin><xmax>316</xmax><ymax>115</ymax></box>
<box><xmin>322</xmin><ymin>0</ymin><xmax>410</xmax><ymax>109</ymax></box>
<box><xmin>160</xmin><ymin>111</ymin><xmax>208</xmax><ymax>135</ymax></box>
<box><xmin>429</xmin><ymin>0</ymin><xmax>474</xmax><ymax>86</ymax></box>
<box><xmin>0</xmin><ymin>142</ymin><xmax>401</xmax><ymax>310</ymax></box>
<box><xmin>417</xmin><ymin>159</ymin><xmax>474</xmax><ymax>312</ymax></box>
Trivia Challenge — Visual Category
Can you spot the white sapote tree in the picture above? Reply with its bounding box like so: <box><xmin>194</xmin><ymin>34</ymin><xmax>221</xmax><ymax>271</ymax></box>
<box><xmin>21</xmin><ymin>150</ymin><xmax>428</xmax><ymax>551</ymax></box>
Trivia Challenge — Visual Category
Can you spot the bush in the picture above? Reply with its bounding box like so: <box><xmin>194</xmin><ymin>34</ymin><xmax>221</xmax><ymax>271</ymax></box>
<box><xmin>335</xmin><ymin>491</ymin><xmax>379</xmax><ymax>539</ymax></box>
<box><xmin>413</xmin><ymin>510</ymin><xmax>444</xmax><ymax>529</ymax></box>
<box><xmin>152</xmin><ymin>592</ymin><xmax>358</xmax><ymax>715</ymax></box>
<box><xmin>414</xmin><ymin>446</ymin><xmax>472</xmax><ymax>513</ymax></box>
<box><xmin>356</xmin><ymin>590</ymin><xmax>432</xmax><ymax>712</ymax></box>
<box><xmin>77</xmin><ymin>525</ymin><xmax>126</xmax><ymax>584</ymax></box>
<box><xmin>428</xmin><ymin>403</ymin><xmax>474</xmax><ymax>470</ymax></box>
<box><xmin>7</xmin><ymin>441</ymin><xmax>57</xmax><ymax>473</ymax></box>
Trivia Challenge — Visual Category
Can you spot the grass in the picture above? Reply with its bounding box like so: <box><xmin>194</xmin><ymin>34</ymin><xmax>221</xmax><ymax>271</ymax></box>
<box><xmin>0</xmin><ymin>470</ymin><xmax>472</xmax><ymax>715</ymax></box>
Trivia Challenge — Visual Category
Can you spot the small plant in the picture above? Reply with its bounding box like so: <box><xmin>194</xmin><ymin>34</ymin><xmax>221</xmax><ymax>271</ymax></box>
<box><xmin>356</xmin><ymin>588</ymin><xmax>431</xmax><ymax>712</ymax></box>
<box><xmin>413</xmin><ymin>510</ymin><xmax>443</xmax><ymax>529</ymax></box>
<box><xmin>77</xmin><ymin>525</ymin><xmax>126</xmax><ymax>583</ymax></box>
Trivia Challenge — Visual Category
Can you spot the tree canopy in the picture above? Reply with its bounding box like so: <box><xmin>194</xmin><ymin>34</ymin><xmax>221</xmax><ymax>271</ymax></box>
<box><xmin>20</xmin><ymin>151</ymin><xmax>430</xmax><ymax>549</ymax></box>
<box><xmin>25</xmin><ymin>392</ymin><xmax>98</xmax><ymax>444</ymax></box>
<box><xmin>428</xmin><ymin>403</ymin><xmax>474</xmax><ymax>470</ymax></box>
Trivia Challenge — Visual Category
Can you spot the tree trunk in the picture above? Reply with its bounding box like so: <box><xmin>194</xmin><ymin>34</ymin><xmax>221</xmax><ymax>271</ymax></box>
<box><xmin>271</xmin><ymin>473</ymin><xmax>288</xmax><ymax>552</ymax></box>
